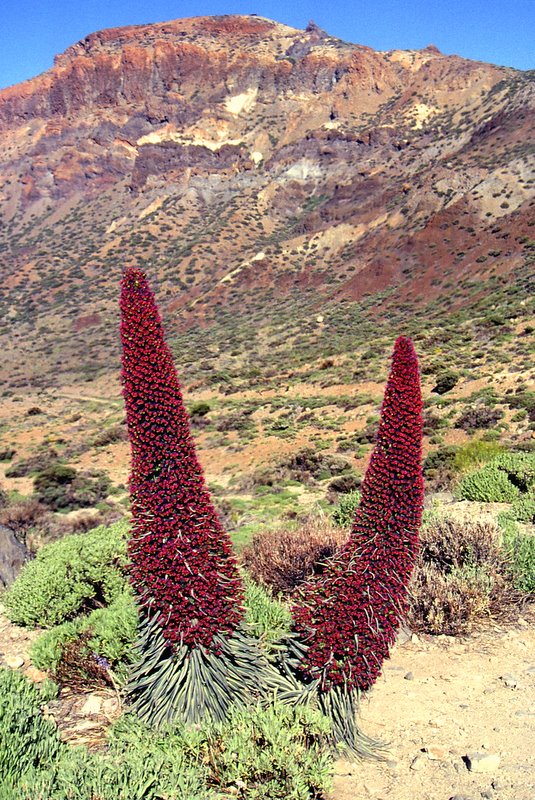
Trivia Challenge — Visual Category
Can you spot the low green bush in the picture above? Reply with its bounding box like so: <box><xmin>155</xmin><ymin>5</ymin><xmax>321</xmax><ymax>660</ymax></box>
<box><xmin>81</xmin><ymin>590</ymin><xmax>138</xmax><ymax>667</ymax></box>
<box><xmin>30</xmin><ymin>589</ymin><xmax>138</xmax><ymax>681</ymax></box>
<box><xmin>34</xmin><ymin>465</ymin><xmax>111</xmax><ymax>511</ymax></box>
<box><xmin>243</xmin><ymin>576</ymin><xmax>292</xmax><ymax>655</ymax></box>
<box><xmin>281</xmin><ymin>448</ymin><xmax>352</xmax><ymax>482</ymax></box>
<box><xmin>510</xmin><ymin>495</ymin><xmax>535</xmax><ymax>524</ymax></box>
<box><xmin>30</xmin><ymin>578</ymin><xmax>290</xmax><ymax>683</ymax></box>
<box><xmin>5</xmin><ymin>703</ymin><xmax>332</xmax><ymax>800</ymax></box>
<box><xmin>327</xmin><ymin>473</ymin><xmax>360</xmax><ymax>494</ymax></box>
<box><xmin>455</xmin><ymin>452</ymin><xmax>535</xmax><ymax>502</ymax></box>
<box><xmin>0</xmin><ymin>447</ymin><xmax>16</xmax><ymax>461</ymax></box>
<box><xmin>4</xmin><ymin>521</ymin><xmax>129</xmax><ymax>627</ymax></box>
<box><xmin>507</xmin><ymin>390</ymin><xmax>535</xmax><ymax>422</ymax></box>
<box><xmin>496</xmin><ymin>511</ymin><xmax>520</xmax><ymax>538</ymax></box>
<box><xmin>14</xmin><ymin>749</ymin><xmax>209</xmax><ymax>800</ymax></box>
<box><xmin>502</xmin><ymin>530</ymin><xmax>535</xmax><ymax>593</ymax></box>
<box><xmin>455</xmin><ymin>467</ymin><xmax>520</xmax><ymax>502</ymax></box>
<box><xmin>204</xmin><ymin>702</ymin><xmax>332</xmax><ymax>799</ymax></box>
<box><xmin>452</xmin><ymin>440</ymin><xmax>505</xmax><ymax>473</ymax></box>
<box><xmin>332</xmin><ymin>490</ymin><xmax>361</xmax><ymax>527</ymax></box>
<box><xmin>491</xmin><ymin>452</ymin><xmax>535</xmax><ymax>492</ymax></box>
<box><xmin>0</xmin><ymin>669</ymin><xmax>62</xmax><ymax>789</ymax></box>
<box><xmin>188</xmin><ymin>401</ymin><xmax>211</xmax><ymax>418</ymax></box>
<box><xmin>431</xmin><ymin>371</ymin><xmax>458</xmax><ymax>395</ymax></box>
<box><xmin>30</xmin><ymin>620</ymin><xmax>81</xmax><ymax>673</ymax></box>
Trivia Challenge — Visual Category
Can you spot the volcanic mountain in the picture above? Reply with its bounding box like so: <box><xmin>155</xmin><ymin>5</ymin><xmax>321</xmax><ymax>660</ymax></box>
<box><xmin>0</xmin><ymin>15</ymin><xmax>533</xmax><ymax>389</ymax></box>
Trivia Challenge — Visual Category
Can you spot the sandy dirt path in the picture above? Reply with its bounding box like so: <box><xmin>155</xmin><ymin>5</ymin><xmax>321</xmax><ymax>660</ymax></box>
<box><xmin>333</xmin><ymin>621</ymin><xmax>535</xmax><ymax>800</ymax></box>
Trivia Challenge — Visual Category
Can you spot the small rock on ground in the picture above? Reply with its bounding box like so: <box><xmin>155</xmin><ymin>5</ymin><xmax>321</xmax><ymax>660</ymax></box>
<box><xmin>4</xmin><ymin>654</ymin><xmax>24</xmax><ymax>669</ymax></box>
<box><xmin>424</xmin><ymin>745</ymin><xmax>448</xmax><ymax>761</ymax></box>
<box><xmin>410</xmin><ymin>754</ymin><xmax>426</xmax><ymax>771</ymax></box>
<box><xmin>464</xmin><ymin>753</ymin><xmax>501</xmax><ymax>773</ymax></box>
<box><xmin>500</xmin><ymin>674</ymin><xmax>519</xmax><ymax>688</ymax></box>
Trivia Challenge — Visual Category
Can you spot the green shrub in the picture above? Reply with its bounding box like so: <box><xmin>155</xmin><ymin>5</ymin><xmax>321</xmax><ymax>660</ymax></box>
<box><xmin>502</xmin><ymin>531</ymin><xmax>535</xmax><ymax>593</ymax></box>
<box><xmin>204</xmin><ymin>702</ymin><xmax>332</xmax><ymax>799</ymax></box>
<box><xmin>496</xmin><ymin>511</ymin><xmax>520</xmax><ymax>538</ymax></box>
<box><xmin>431</xmin><ymin>371</ymin><xmax>458</xmax><ymax>395</ymax></box>
<box><xmin>9</xmin><ymin>718</ymin><xmax>209</xmax><ymax>800</ymax></box>
<box><xmin>243</xmin><ymin>576</ymin><xmax>292</xmax><ymax>655</ymax></box>
<box><xmin>188</xmin><ymin>401</ymin><xmax>211</xmax><ymax>418</ymax></box>
<box><xmin>507</xmin><ymin>390</ymin><xmax>535</xmax><ymax>422</ymax></box>
<box><xmin>281</xmin><ymin>448</ymin><xmax>352</xmax><ymax>482</ymax></box>
<box><xmin>332</xmin><ymin>490</ymin><xmax>361</xmax><ymax>526</ymax></box>
<box><xmin>30</xmin><ymin>578</ymin><xmax>290</xmax><ymax>682</ymax></box>
<box><xmin>34</xmin><ymin>465</ymin><xmax>111</xmax><ymax>511</ymax></box>
<box><xmin>510</xmin><ymin>495</ymin><xmax>535</xmax><ymax>524</ymax></box>
<box><xmin>491</xmin><ymin>452</ymin><xmax>535</xmax><ymax>492</ymax></box>
<box><xmin>8</xmin><ymin>705</ymin><xmax>332</xmax><ymax>800</ymax></box>
<box><xmin>82</xmin><ymin>590</ymin><xmax>138</xmax><ymax>669</ymax></box>
<box><xmin>30</xmin><ymin>589</ymin><xmax>138</xmax><ymax>680</ymax></box>
<box><xmin>0</xmin><ymin>669</ymin><xmax>62</xmax><ymax>788</ymax></box>
<box><xmin>454</xmin><ymin>451</ymin><xmax>534</xmax><ymax>502</ymax></box>
<box><xmin>455</xmin><ymin>466</ymin><xmax>520</xmax><ymax>502</ymax></box>
<box><xmin>13</xmin><ymin>750</ymin><xmax>210</xmax><ymax>800</ymax></box>
<box><xmin>39</xmin><ymin>679</ymin><xmax>60</xmax><ymax>702</ymax></box>
<box><xmin>4</xmin><ymin>521</ymin><xmax>129</xmax><ymax>627</ymax></box>
<box><xmin>327</xmin><ymin>474</ymin><xmax>360</xmax><ymax>494</ymax></box>
<box><xmin>30</xmin><ymin>621</ymin><xmax>81</xmax><ymax>673</ymax></box>
<box><xmin>452</xmin><ymin>440</ymin><xmax>505</xmax><ymax>473</ymax></box>
<box><xmin>0</xmin><ymin>447</ymin><xmax>16</xmax><ymax>461</ymax></box>
<box><xmin>34</xmin><ymin>464</ymin><xmax>77</xmax><ymax>490</ymax></box>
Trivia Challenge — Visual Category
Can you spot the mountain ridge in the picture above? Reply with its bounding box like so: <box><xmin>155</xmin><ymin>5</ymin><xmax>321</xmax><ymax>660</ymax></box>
<box><xmin>0</xmin><ymin>14</ymin><xmax>533</xmax><ymax>390</ymax></box>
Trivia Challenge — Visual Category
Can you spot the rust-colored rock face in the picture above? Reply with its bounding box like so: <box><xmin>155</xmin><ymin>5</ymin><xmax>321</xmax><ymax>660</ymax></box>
<box><xmin>0</xmin><ymin>15</ymin><xmax>533</xmax><ymax>388</ymax></box>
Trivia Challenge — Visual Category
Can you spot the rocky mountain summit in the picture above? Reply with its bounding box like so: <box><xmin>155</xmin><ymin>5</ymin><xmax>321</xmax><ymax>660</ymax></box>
<box><xmin>0</xmin><ymin>15</ymin><xmax>533</xmax><ymax>388</ymax></box>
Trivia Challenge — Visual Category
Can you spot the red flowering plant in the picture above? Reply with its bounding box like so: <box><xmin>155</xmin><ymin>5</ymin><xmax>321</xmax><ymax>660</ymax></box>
<box><xmin>120</xmin><ymin>268</ymin><xmax>271</xmax><ymax>727</ymax></box>
<box><xmin>286</xmin><ymin>336</ymin><xmax>423</xmax><ymax>753</ymax></box>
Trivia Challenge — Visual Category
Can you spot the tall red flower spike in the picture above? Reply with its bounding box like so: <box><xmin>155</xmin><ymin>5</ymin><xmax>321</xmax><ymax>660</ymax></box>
<box><xmin>292</xmin><ymin>336</ymin><xmax>423</xmax><ymax>692</ymax></box>
<box><xmin>120</xmin><ymin>267</ymin><xmax>243</xmax><ymax>650</ymax></box>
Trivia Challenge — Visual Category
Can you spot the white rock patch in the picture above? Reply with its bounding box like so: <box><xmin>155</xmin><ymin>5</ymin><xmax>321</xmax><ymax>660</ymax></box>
<box><xmin>284</xmin><ymin>159</ymin><xmax>322</xmax><ymax>180</ymax></box>
<box><xmin>224</xmin><ymin>87</ymin><xmax>258</xmax><ymax>115</ymax></box>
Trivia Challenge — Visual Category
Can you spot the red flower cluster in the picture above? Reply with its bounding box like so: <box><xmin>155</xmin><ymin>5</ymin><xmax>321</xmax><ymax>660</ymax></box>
<box><xmin>120</xmin><ymin>268</ymin><xmax>243</xmax><ymax>649</ymax></box>
<box><xmin>292</xmin><ymin>336</ymin><xmax>423</xmax><ymax>691</ymax></box>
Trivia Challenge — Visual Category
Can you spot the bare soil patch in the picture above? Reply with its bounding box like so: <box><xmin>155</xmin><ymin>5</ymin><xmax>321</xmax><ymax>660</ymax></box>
<box><xmin>333</xmin><ymin>620</ymin><xmax>535</xmax><ymax>800</ymax></box>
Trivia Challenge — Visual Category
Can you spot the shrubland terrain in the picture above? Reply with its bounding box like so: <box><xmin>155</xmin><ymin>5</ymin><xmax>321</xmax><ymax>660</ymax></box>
<box><xmin>0</xmin><ymin>14</ymin><xmax>533</xmax><ymax>800</ymax></box>
<box><xmin>0</xmin><ymin>15</ymin><xmax>533</xmax><ymax>525</ymax></box>
<box><xmin>0</xmin><ymin>14</ymin><xmax>533</xmax><ymax>392</ymax></box>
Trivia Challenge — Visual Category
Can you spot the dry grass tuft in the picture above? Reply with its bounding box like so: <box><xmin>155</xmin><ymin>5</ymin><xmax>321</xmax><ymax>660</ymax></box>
<box><xmin>409</xmin><ymin>515</ymin><xmax>519</xmax><ymax>635</ymax></box>
<box><xmin>242</xmin><ymin>514</ymin><xmax>347</xmax><ymax>596</ymax></box>
<box><xmin>0</xmin><ymin>499</ymin><xmax>48</xmax><ymax>539</ymax></box>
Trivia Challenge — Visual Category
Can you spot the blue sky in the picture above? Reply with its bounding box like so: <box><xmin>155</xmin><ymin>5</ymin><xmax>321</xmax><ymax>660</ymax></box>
<box><xmin>1</xmin><ymin>0</ymin><xmax>533</xmax><ymax>89</ymax></box>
